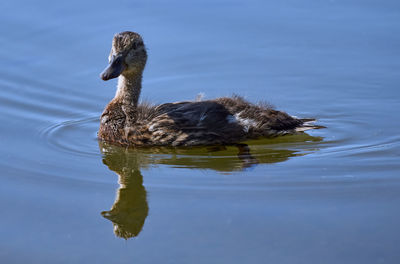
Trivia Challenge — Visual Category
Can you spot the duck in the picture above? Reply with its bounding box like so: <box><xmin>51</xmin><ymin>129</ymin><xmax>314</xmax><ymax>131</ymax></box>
<box><xmin>98</xmin><ymin>31</ymin><xmax>322</xmax><ymax>147</ymax></box>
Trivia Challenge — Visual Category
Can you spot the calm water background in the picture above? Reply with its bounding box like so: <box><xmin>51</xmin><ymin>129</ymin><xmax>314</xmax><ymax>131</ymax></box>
<box><xmin>1</xmin><ymin>0</ymin><xmax>400</xmax><ymax>263</ymax></box>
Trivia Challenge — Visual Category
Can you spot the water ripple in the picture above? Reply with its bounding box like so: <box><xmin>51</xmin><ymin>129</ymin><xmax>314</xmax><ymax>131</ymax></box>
<box><xmin>40</xmin><ymin>116</ymin><xmax>101</xmax><ymax>158</ymax></box>
<box><xmin>38</xmin><ymin>113</ymin><xmax>325</xmax><ymax>172</ymax></box>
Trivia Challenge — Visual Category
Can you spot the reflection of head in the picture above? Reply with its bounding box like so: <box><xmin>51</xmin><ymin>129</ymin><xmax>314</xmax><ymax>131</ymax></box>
<box><xmin>101</xmin><ymin>146</ymin><xmax>148</xmax><ymax>239</ymax></box>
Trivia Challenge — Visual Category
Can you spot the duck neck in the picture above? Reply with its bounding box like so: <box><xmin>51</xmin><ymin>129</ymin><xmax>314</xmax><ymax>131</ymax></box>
<box><xmin>115</xmin><ymin>72</ymin><xmax>142</xmax><ymax>107</ymax></box>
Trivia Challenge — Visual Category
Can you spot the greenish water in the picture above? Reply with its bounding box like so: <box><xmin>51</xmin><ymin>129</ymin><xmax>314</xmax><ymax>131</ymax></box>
<box><xmin>1</xmin><ymin>0</ymin><xmax>400</xmax><ymax>263</ymax></box>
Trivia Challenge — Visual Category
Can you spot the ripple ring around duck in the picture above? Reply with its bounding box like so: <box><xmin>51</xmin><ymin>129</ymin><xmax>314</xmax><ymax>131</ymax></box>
<box><xmin>39</xmin><ymin>116</ymin><xmax>100</xmax><ymax>158</ymax></box>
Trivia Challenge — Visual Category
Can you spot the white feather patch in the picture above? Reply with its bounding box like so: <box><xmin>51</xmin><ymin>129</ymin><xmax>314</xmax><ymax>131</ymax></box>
<box><xmin>195</xmin><ymin>93</ymin><xmax>205</xmax><ymax>101</ymax></box>
<box><xmin>233</xmin><ymin>112</ymin><xmax>258</xmax><ymax>132</ymax></box>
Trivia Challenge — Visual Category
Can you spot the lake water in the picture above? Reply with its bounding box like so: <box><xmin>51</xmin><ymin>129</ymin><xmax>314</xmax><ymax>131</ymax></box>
<box><xmin>1</xmin><ymin>0</ymin><xmax>400</xmax><ymax>263</ymax></box>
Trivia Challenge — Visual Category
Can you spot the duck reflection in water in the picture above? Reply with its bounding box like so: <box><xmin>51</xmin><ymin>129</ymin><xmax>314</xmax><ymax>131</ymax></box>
<box><xmin>99</xmin><ymin>133</ymin><xmax>322</xmax><ymax>239</ymax></box>
<box><xmin>100</xmin><ymin>143</ymin><xmax>148</xmax><ymax>239</ymax></box>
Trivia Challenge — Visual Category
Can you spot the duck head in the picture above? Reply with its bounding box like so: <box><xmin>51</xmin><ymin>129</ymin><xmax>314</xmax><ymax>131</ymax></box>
<box><xmin>100</xmin><ymin>31</ymin><xmax>147</xmax><ymax>81</ymax></box>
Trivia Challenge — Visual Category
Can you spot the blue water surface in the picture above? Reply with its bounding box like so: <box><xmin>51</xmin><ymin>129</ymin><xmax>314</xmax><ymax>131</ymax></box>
<box><xmin>0</xmin><ymin>0</ymin><xmax>400</xmax><ymax>263</ymax></box>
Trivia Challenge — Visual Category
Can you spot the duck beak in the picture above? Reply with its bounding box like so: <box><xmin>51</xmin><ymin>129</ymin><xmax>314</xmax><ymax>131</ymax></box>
<box><xmin>100</xmin><ymin>54</ymin><xmax>126</xmax><ymax>81</ymax></box>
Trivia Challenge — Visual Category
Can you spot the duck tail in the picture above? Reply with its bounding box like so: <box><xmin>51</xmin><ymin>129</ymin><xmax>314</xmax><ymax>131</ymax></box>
<box><xmin>296</xmin><ymin>118</ymin><xmax>326</xmax><ymax>132</ymax></box>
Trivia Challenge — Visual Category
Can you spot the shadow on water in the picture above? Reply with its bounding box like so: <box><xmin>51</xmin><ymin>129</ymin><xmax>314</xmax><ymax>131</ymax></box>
<box><xmin>99</xmin><ymin>133</ymin><xmax>322</xmax><ymax>239</ymax></box>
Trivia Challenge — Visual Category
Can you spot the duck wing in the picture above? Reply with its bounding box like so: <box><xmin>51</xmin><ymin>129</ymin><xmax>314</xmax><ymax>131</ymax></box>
<box><xmin>146</xmin><ymin>101</ymin><xmax>245</xmax><ymax>145</ymax></box>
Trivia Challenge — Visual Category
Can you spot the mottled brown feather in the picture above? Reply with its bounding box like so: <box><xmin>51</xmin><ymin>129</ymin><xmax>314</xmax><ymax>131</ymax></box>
<box><xmin>99</xmin><ymin>95</ymin><xmax>312</xmax><ymax>146</ymax></box>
